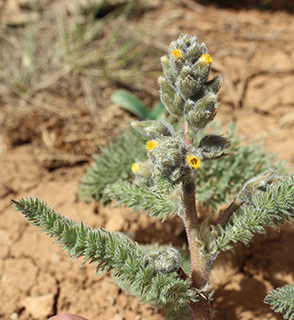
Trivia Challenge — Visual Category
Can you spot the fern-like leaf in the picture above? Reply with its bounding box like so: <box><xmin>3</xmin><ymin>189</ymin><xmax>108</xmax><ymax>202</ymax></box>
<box><xmin>212</xmin><ymin>174</ymin><xmax>294</xmax><ymax>253</ymax></box>
<box><xmin>12</xmin><ymin>198</ymin><xmax>197</xmax><ymax>308</ymax></box>
<box><xmin>265</xmin><ymin>284</ymin><xmax>294</xmax><ymax>320</ymax></box>
<box><xmin>105</xmin><ymin>182</ymin><xmax>179</xmax><ymax>220</ymax></box>
<box><xmin>78</xmin><ymin>129</ymin><xmax>147</xmax><ymax>204</ymax></box>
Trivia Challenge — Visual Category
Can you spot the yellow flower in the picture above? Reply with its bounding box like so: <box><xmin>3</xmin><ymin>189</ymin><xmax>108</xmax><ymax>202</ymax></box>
<box><xmin>145</xmin><ymin>140</ymin><xmax>160</xmax><ymax>151</ymax></box>
<box><xmin>186</xmin><ymin>155</ymin><xmax>201</xmax><ymax>170</ymax></box>
<box><xmin>131</xmin><ymin>163</ymin><xmax>140</xmax><ymax>173</ymax></box>
<box><xmin>198</xmin><ymin>54</ymin><xmax>212</xmax><ymax>65</ymax></box>
<box><xmin>172</xmin><ymin>49</ymin><xmax>183</xmax><ymax>60</ymax></box>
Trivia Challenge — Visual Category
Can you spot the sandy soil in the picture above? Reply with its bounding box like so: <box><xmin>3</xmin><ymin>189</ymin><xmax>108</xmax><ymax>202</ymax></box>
<box><xmin>1</xmin><ymin>1</ymin><xmax>294</xmax><ymax>319</ymax></box>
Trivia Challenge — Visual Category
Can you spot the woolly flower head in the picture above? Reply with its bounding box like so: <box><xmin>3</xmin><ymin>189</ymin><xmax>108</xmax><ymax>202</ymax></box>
<box><xmin>145</xmin><ymin>137</ymin><xmax>201</xmax><ymax>188</ymax></box>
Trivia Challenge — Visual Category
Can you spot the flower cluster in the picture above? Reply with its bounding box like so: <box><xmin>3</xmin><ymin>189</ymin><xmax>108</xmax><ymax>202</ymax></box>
<box><xmin>131</xmin><ymin>123</ymin><xmax>230</xmax><ymax>194</ymax></box>
<box><xmin>146</xmin><ymin>136</ymin><xmax>201</xmax><ymax>184</ymax></box>
<box><xmin>130</xmin><ymin>34</ymin><xmax>230</xmax><ymax>195</ymax></box>
<box><xmin>159</xmin><ymin>34</ymin><xmax>221</xmax><ymax>133</ymax></box>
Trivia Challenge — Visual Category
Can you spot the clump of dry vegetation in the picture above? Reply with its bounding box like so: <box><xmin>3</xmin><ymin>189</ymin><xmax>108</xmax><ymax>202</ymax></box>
<box><xmin>0</xmin><ymin>0</ymin><xmax>167</xmax><ymax>163</ymax></box>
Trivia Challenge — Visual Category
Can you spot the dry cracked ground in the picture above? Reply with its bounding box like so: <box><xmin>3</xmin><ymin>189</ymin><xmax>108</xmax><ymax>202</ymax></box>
<box><xmin>0</xmin><ymin>1</ymin><xmax>294</xmax><ymax>319</ymax></box>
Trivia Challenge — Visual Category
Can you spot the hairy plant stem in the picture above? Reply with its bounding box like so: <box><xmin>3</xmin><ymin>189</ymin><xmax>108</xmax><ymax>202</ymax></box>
<box><xmin>182</xmin><ymin>180</ymin><xmax>212</xmax><ymax>320</ymax></box>
<box><xmin>183</xmin><ymin>121</ymin><xmax>192</xmax><ymax>145</ymax></box>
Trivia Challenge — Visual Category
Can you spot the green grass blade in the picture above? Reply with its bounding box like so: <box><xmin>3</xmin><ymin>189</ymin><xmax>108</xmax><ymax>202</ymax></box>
<box><xmin>148</xmin><ymin>102</ymin><xmax>166</xmax><ymax>120</ymax></box>
<box><xmin>111</xmin><ymin>89</ymin><xmax>149</xmax><ymax>119</ymax></box>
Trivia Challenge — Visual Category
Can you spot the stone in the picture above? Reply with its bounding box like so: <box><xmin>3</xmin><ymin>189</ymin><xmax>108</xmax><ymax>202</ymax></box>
<box><xmin>21</xmin><ymin>294</ymin><xmax>54</xmax><ymax>319</ymax></box>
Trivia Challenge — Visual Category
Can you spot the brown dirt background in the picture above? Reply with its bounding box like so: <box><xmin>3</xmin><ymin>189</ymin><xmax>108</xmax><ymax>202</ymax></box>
<box><xmin>1</xmin><ymin>1</ymin><xmax>294</xmax><ymax>319</ymax></box>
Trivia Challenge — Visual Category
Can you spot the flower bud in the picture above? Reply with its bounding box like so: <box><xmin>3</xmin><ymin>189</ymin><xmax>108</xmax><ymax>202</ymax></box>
<box><xmin>237</xmin><ymin>169</ymin><xmax>282</xmax><ymax>204</ymax></box>
<box><xmin>176</xmin><ymin>66</ymin><xmax>201</xmax><ymax>99</ymax></box>
<box><xmin>131</xmin><ymin>161</ymin><xmax>151</xmax><ymax>177</ymax></box>
<box><xmin>131</xmin><ymin>161</ymin><xmax>152</xmax><ymax>186</ymax></box>
<box><xmin>161</xmin><ymin>55</ymin><xmax>177</xmax><ymax>83</ymax></box>
<box><xmin>197</xmin><ymin>135</ymin><xmax>231</xmax><ymax>161</ymax></box>
<box><xmin>147</xmin><ymin>248</ymin><xmax>181</xmax><ymax>273</ymax></box>
<box><xmin>185</xmin><ymin>92</ymin><xmax>219</xmax><ymax>133</ymax></box>
<box><xmin>191</xmin><ymin>54</ymin><xmax>212</xmax><ymax>82</ymax></box>
<box><xmin>205</xmin><ymin>76</ymin><xmax>222</xmax><ymax>94</ymax></box>
<box><xmin>169</xmin><ymin>47</ymin><xmax>185</xmax><ymax>73</ymax></box>
<box><xmin>186</xmin><ymin>41</ymin><xmax>202</xmax><ymax>60</ymax></box>
<box><xmin>131</xmin><ymin>120</ymin><xmax>174</xmax><ymax>139</ymax></box>
<box><xmin>131</xmin><ymin>163</ymin><xmax>140</xmax><ymax>173</ymax></box>
<box><xmin>159</xmin><ymin>77</ymin><xmax>184</xmax><ymax>116</ymax></box>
